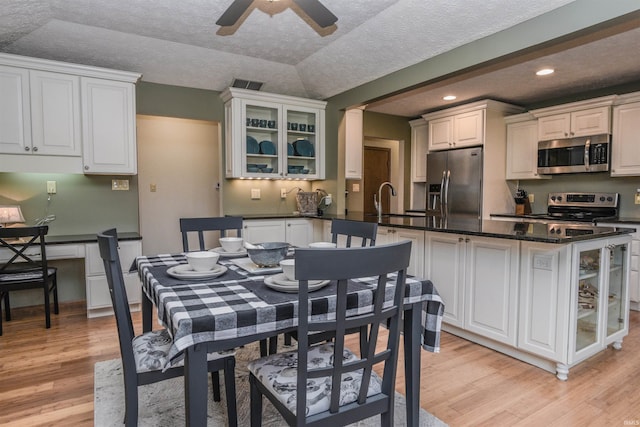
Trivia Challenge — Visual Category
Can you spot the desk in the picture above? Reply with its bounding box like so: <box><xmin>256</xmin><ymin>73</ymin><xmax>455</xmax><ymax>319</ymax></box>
<box><xmin>134</xmin><ymin>253</ymin><xmax>444</xmax><ymax>426</ymax></box>
<box><xmin>0</xmin><ymin>233</ymin><xmax>141</xmax><ymax>317</ymax></box>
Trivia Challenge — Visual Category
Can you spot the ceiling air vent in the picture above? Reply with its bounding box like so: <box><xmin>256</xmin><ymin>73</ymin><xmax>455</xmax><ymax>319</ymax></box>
<box><xmin>232</xmin><ymin>78</ymin><xmax>263</xmax><ymax>91</ymax></box>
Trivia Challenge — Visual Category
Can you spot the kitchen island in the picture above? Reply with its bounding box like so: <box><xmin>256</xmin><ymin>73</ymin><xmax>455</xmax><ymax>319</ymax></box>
<box><xmin>239</xmin><ymin>212</ymin><xmax>633</xmax><ymax>380</ymax></box>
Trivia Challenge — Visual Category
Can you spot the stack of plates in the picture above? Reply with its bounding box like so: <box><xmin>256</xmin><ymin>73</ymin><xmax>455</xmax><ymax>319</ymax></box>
<box><xmin>293</xmin><ymin>139</ymin><xmax>314</xmax><ymax>157</ymax></box>
<box><xmin>167</xmin><ymin>264</ymin><xmax>227</xmax><ymax>280</ymax></box>
<box><xmin>264</xmin><ymin>273</ymin><xmax>329</xmax><ymax>293</ymax></box>
<box><xmin>247</xmin><ymin>136</ymin><xmax>259</xmax><ymax>154</ymax></box>
<box><xmin>259</xmin><ymin>140</ymin><xmax>276</xmax><ymax>155</ymax></box>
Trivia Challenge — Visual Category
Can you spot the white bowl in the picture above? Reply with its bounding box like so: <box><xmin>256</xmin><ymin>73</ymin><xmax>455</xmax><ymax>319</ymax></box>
<box><xmin>220</xmin><ymin>236</ymin><xmax>243</xmax><ymax>253</ymax></box>
<box><xmin>279</xmin><ymin>259</ymin><xmax>296</xmax><ymax>281</ymax></box>
<box><xmin>308</xmin><ymin>241</ymin><xmax>337</xmax><ymax>248</ymax></box>
<box><xmin>186</xmin><ymin>251</ymin><xmax>220</xmax><ymax>271</ymax></box>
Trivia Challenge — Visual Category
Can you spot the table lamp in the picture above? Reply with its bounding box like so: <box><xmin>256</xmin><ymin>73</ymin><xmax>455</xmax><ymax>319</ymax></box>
<box><xmin>0</xmin><ymin>205</ymin><xmax>26</xmax><ymax>227</ymax></box>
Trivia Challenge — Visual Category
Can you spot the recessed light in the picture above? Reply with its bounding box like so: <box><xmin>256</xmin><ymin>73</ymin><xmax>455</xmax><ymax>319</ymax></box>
<box><xmin>536</xmin><ymin>68</ymin><xmax>554</xmax><ymax>76</ymax></box>
<box><xmin>443</xmin><ymin>95</ymin><xmax>456</xmax><ymax>101</ymax></box>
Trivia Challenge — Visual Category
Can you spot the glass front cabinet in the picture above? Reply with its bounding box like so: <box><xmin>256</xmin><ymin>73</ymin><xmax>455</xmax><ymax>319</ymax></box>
<box><xmin>221</xmin><ymin>87</ymin><xmax>326</xmax><ymax>180</ymax></box>
<box><xmin>565</xmin><ymin>236</ymin><xmax>630</xmax><ymax>374</ymax></box>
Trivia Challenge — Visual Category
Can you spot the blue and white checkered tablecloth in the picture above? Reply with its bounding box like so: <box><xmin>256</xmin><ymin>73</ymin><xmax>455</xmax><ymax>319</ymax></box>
<box><xmin>133</xmin><ymin>253</ymin><xmax>444</xmax><ymax>367</ymax></box>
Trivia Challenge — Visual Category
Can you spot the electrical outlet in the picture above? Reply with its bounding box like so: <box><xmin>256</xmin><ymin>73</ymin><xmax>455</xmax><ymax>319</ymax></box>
<box><xmin>46</xmin><ymin>181</ymin><xmax>56</xmax><ymax>194</ymax></box>
<box><xmin>281</xmin><ymin>188</ymin><xmax>287</xmax><ymax>199</ymax></box>
<box><xmin>635</xmin><ymin>189</ymin><xmax>640</xmax><ymax>204</ymax></box>
<box><xmin>325</xmin><ymin>194</ymin><xmax>332</xmax><ymax>205</ymax></box>
<box><xmin>112</xmin><ymin>179</ymin><xmax>130</xmax><ymax>191</ymax></box>
<box><xmin>251</xmin><ymin>189</ymin><xmax>261</xmax><ymax>200</ymax></box>
<box><xmin>352</xmin><ymin>183</ymin><xmax>360</xmax><ymax>192</ymax></box>
<box><xmin>528</xmin><ymin>194</ymin><xmax>534</xmax><ymax>204</ymax></box>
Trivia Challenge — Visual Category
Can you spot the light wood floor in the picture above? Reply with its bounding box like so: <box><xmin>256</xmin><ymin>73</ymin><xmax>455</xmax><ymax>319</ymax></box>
<box><xmin>1</xmin><ymin>302</ymin><xmax>639</xmax><ymax>426</ymax></box>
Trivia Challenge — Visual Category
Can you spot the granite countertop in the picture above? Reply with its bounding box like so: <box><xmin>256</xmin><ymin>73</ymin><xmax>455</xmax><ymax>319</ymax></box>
<box><xmin>237</xmin><ymin>213</ymin><xmax>633</xmax><ymax>244</ymax></box>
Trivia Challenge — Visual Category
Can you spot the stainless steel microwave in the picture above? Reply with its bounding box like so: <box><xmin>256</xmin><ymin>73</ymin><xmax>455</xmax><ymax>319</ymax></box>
<box><xmin>537</xmin><ymin>134</ymin><xmax>610</xmax><ymax>174</ymax></box>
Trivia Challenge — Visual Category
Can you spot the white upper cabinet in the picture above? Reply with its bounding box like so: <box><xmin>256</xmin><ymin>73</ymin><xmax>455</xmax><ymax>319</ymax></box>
<box><xmin>532</xmin><ymin>96</ymin><xmax>615</xmax><ymax>141</ymax></box>
<box><xmin>345</xmin><ymin>108</ymin><xmax>363</xmax><ymax>180</ymax></box>
<box><xmin>81</xmin><ymin>78</ymin><xmax>137</xmax><ymax>174</ymax></box>
<box><xmin>423</xmin><ymin>100</ymin><xmax>522</xmax><ymax>152</ymax></box>
<box><xmin>0</xmin><ymin>53</ymin><xmax>140</xmax><ymax>174</ymax></box>
<box><xmin>410</xmin><ymin>119</ymin><xmax>428</xmax><ymax>182</ymax></box>
<box><xmin>29</xmin><ymin>70</ymin><xmax>82</xmax><ymax>156</ymax></box>
<box><xmin>611</xmin><ymin>94</ymin><xmax>640</xmax><ymax>177</ymax></box>
<box><xmin>0</xmin><ymin>65</ymin><xmax>30</xmax><ymax>154</ymax></box>
<box><xmin>426</xmin><ymin>109</ymin><xmax>483</xmax><ymax>151</ymax></box>
<box><xmin>505</xmin><ymin>113</ymin><xmax>549</xmax><ymax>180</ymax></box>
<box><xmin>221</xmin><ymin>87</ymin><xmax>326</xmax><ymax>180</ymax></box>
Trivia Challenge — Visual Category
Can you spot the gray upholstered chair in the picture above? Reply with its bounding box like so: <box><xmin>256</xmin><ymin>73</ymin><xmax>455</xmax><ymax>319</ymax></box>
<box><xmin>248</xmin><ymin>241</ymin><xmax>411</xmax><ymax>427</ymax></box>
<box><xmin>97</xmin><ymin>228</ymin><xmax>237</xmax><ymax>427</ymax></box>
<box><xmin>0</xmin><ymin>226</ymin><xmax>58</xmax><ymax>335</ymax></box>
<box><xmin>330</xmin><ymin>218</ymin><xmax>378</xmax><ymax>247</ymax></box>
<box><xmin>179</xmin><ymin>216</ymin><xmax>243</xmax><ymax>252</ymax></box>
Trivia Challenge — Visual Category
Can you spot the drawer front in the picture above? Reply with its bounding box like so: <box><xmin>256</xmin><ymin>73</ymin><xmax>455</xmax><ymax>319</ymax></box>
<box><xmin>0</xmin><ymin>243</ymin><xmax>83</xmax><ymax>262</ymax></box>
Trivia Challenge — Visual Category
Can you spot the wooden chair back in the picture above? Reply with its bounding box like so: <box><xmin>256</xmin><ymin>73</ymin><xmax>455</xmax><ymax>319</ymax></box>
<box><xmin>179</xmin><ymin>216</ymin><xmax>243</xmax><ymax>252</ymax></box>
<box><xmin>97</xmin><ymin>228</ymin><xmax>137</xmax><ymax>377</ymax></box>
<box><xmin>293</xmin><ymin>241</ymin><xmax>411</xmax><ymax>421</ymax></box>
<box><xmin>330</xmin><ymin>218</ymin><xmax>377</xmax><ymax>247</ymax></box>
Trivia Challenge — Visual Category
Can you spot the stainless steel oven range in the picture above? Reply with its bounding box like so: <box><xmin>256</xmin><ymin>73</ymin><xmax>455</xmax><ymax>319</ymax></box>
<box><xmin>525</xmin><ymin>192</ymin><xmax>619</xmax><ymax>223</ymax></box>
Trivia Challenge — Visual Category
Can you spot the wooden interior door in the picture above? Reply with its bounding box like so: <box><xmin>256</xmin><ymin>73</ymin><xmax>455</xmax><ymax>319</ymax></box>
<box><xmin>364</xmin><ymin>146</ymin><xmax>391</xmax><ymax>216</ymax></box>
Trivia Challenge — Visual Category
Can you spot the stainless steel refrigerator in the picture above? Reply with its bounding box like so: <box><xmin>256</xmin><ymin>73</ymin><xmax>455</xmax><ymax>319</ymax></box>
<box><xmin>426</xmin><ymin>146</ymin><xmax>483</xmax><ymax>220</ymax></box>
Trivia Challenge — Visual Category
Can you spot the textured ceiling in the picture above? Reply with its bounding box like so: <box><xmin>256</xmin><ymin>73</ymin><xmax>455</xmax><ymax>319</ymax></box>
<box><xmin>0</xmin><ymin>0</ymin><xmax>579</xmax><ymax>101</ymax></box>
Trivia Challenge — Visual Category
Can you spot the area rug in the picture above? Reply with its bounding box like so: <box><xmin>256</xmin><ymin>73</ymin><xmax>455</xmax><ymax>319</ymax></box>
<box><xmin>94</xmin><ymin>342</ymin><xmax>448</xmax><ymax>427</ymax></box>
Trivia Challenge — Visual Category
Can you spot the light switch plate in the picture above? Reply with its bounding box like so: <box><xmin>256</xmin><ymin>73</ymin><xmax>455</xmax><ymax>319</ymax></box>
<box><xmin>281</xmin><ymin>188</ymin><xmax>287</xmax><ymax>199</ymax></box>
<box><xmin>46</xmin><ymin>181</ymin><xmax>56</xmax><ymax>194</ymax></box>
<box><xmin>251</xmin><ymin>189</ymin><xmax>261</xmax><ymax>199</ymax></box>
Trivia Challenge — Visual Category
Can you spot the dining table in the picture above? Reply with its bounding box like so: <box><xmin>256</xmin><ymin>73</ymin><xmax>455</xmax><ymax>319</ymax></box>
<box><xmin>132</xmin><ymin>249</ymin><xmax>444</xmax><ymax>426</ymax></box>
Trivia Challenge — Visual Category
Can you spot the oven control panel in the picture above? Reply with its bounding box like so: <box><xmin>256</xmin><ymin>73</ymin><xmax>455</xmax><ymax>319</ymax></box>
<box><xmin>547</xmin><ymin>192</ymin><xmax>618</xmax><ymax>208</ymax></box>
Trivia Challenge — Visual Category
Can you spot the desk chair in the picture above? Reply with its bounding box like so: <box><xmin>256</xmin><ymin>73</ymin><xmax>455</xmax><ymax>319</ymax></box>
<box><xmin>98</xmin><ymin>228</ymin><xmax>238</xmax><ymax>427</ymax></box>
<box><xmin>248</xmin><ymin>241</ymin><xmax>411</xmax><ymax>427</ymax></box>
<box><xmin>331</xmin><ymin>219</ymin><xmax>378</xmax><ymax>248</ymax></box>
<box><xmin>0</xmin><ymin>226</ymin><xmax>58</xmax><ymax>336</ymax></box>
<box><xmin>180</xmin><ymin>216</ymin><xmax>243</xmax><ymax>252</ymax></box>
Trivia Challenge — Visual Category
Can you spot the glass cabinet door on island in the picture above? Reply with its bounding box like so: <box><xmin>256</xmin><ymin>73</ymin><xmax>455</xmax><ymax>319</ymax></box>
<box><xmin>569</xmin><ymin>237</ymin><xmax>630</xmax><ymax>367</ymax></box>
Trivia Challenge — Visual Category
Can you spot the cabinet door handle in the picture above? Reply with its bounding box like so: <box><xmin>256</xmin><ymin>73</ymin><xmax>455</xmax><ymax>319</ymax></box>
<box><xmin>33</xmin><ymin>146</ymin><xmax>38</xmax><ymax>152</ymax></box>
<box><xmin>458</xmin><ymin>237</ymin><xmax>464</xmax><ymax>242</ymax></box>
<box><xmin>465</xmin><ymin>238</ymin><xmax>470</xmax><ymax>243</ymax></box>
<box><xmin>24</xmin><ymin>146</ymin><xmax>30</xmax><ymax>151</ymax></box>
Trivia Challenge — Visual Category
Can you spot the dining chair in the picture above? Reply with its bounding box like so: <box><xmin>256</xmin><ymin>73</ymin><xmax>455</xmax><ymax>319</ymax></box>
<box><xmin>248</xmin><ymin>241</ymin><xmax>411</xmax><ymax>427</ymax></box>
<box><xmin>179</xmin><ymin>216</ymin><xmax>243</xmax><ymax>252</ymax></box>
<box><xmin>283</xmin><ymin>218</ymin><xmax>378</xmax><ymax>348</ymax></box>
<box><xmin>97</xmin><ymin>228</ymin><xmax>238</xmax><ymax>427</ymax></box>
<box><xmin>0</xmin><ymin>226</ymin><xmax>58</xmax><ymax>336</ymax></box>
<box><xmin>331</xmin><ymin>218</ymin><xmax>378</xmax><ymax>247</ymax></box>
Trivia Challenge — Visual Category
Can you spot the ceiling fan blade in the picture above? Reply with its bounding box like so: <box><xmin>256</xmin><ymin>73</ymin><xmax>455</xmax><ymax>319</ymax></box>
<box><xmin>294</xmin><ymin>0</ymin><xmax>338</xmax><ymax>28</ymax></box>
<box><xmin>216</xmin><ymin>0</ymin><xmax>254</xmax><ymax>26</ymax></box>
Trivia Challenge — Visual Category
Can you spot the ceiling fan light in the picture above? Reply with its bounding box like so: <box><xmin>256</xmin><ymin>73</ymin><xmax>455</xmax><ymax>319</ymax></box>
<box><xmin>536</xmin><ymin>68</ymin><xmax>554</xmax><ymax>76</ymax></box>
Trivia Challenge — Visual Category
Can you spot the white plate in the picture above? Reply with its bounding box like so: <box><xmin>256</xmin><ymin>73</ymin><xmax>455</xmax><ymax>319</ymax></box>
<box><xmin>167</xmin><ymin>264</ymin><xmax>228</xmax><ymax>280</ymax></box>
<box><xmin>210</xmin><ymin>247</ymin><xmax>247</xmax><ymax>257</ymax></box>
<box><xmin>264</xmin><ymin>274</ymin><xmax>330</xmax><ymax>293</ymax></box>
<box><xmin>231</xmin><ymin>257</ymin><xmax>282</xmax><ymax>274</ymax></box>
<box><xmin>270</xmin><ymin>273</ymin><xmax>325</xmax><ymax>287</ymax></box>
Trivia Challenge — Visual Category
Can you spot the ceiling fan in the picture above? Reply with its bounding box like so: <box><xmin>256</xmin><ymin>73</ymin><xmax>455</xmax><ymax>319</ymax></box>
<box><xmin>216</xmin><ymin>0</ymin><xmax>338</xmax><ymax>28</ymax></box>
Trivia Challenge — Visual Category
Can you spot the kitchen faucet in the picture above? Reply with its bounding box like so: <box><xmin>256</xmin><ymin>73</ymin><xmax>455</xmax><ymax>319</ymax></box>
<box><xmin>373</xmin><ymin>181</ymin><xmax>397</xmax><ymax>222</ymax></box>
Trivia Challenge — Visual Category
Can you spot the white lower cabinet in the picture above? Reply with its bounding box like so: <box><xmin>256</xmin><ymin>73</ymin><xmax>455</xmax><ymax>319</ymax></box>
<box><xmin>376</xmin><ymin>227</ymin><xmax>424</xmax><ymax>278</ymax></box>
<box><xmin>425</xmin><ymin>232</ymin><xmax>519</xmax><ymax>345</ymax></box>
<box><xmin>85</xmin><ymin>240</ymin><xmax>142</xmax><ymax>317</ymax></box>
<box><xmin>518</xmin><ymin>242</ymin><xmax>571</xmax><ymax>362</ymax></box>
<box><xmin>243</xmin><ymin>218</ymin><xmax>313</xmax><ymax>247</ymax></box>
